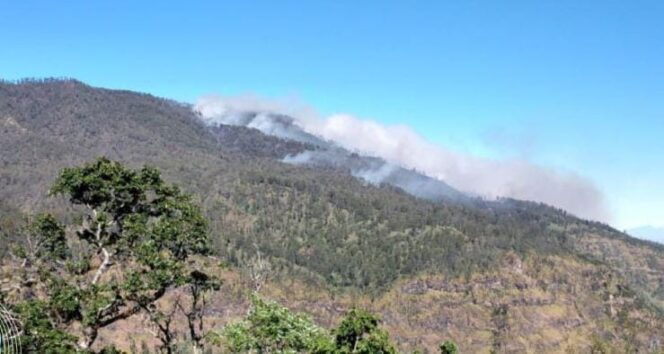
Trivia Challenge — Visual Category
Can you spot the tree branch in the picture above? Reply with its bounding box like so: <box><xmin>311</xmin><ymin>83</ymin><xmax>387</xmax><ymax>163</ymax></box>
<box><xmin>92</xmin><ymin>247</ymin><xmax>110</xmax><ymax>285</ymax></box>
<box><xmin>90</xmin><ymin>211</ymin><xmax>112</xmax><ymax>285</ymax></box>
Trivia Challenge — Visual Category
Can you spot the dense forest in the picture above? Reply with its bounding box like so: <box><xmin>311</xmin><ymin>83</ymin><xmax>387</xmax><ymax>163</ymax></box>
<box><xmin>1</xmin><ymin>79</ymin><xmax>664</xmax><ymax>352</ymax></box>
<box><xmin>2</xmin><ymin>157</ymin><xmax>448</xmax><ymax>353</ymax></box>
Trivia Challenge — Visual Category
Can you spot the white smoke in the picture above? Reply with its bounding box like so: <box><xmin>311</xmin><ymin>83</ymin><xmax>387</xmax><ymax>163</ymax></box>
<box><xmin>195</xmin><ymin>95</ymin><xmax>318</xmax><ymax>127</ymax></box>
<box><xmin>352</xmin><ymin>163</ymin><xmax>399</xmax><ymax>185</ymax></box>
<box><xmin>195</xmin><ymin>95</ymin><xmax>612</xmax><ymax>222</ymax></box>
<box><xmin>283</xmin><ymin>150</ymin><xmax>317</xmax><ymax>165</ymax></box>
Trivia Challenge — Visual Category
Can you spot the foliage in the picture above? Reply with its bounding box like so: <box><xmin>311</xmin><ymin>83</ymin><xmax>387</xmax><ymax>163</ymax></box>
<box><xmin>8</xmin><ymin>158</ymin><xmax>216</xmax><ymax>352</ymax></box>
<box><xmin>214</xmin><ymin>294</ymin><xmax>334</xmax><ymax>353</ymax></box>
<box><xmin>439</xmin><ymin>340</ymin><xmax>458</xmax><ymax>354</ymax></box>
<box><xmin>590</xmin><ymin>338</ymin><xmax>610</xmax><ymax>354</ymax></box>
<box><xmin>2</xmin><ymin>79</ymin><xmax>664</xmax><ymax>351</ymax></box>
<box><xmin>15</xmin><ymin>300</ymin><xmax>78</xmax><ymax>353</ymax></box>
<box><xmin>97</xmin><ymin>346</ymin><xmax>126</xmax><ymax>354</ymax></box>
<box><xmin>4</xmin><ymin>79</ymin><xmax>663</xmax><ymax>296</ymax></box>
<box><xmin>29</xmin><ymin>213</ymin><xmax>69</xmax><ymax>260</ymax></box>
<box><xmin>334</xmin><ymin>309</ymin><xmax>396</xmax><ymax>354</ymax></box>
<box><xmin>213</xmin><ymin>296</ymin><xmax>399</xmax><ymax>353</ymax></box>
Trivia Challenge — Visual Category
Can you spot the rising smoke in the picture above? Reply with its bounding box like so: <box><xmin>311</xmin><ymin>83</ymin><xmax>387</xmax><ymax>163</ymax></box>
<box><xmin>194</xmin><ymin>95</ymin><xmax>612</xmax><ymax>222</ymax></box>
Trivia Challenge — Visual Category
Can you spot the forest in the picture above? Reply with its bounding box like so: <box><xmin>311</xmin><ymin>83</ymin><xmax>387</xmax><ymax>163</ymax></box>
<box><xmin>1</xmin><ymin>157</ymin><xmax>459</xmax><ymax>353</ymax></box>
<box><xmin>1</xmin><ymin>79</ymin><xmax>664</xmax><ymax>352</ymax></box>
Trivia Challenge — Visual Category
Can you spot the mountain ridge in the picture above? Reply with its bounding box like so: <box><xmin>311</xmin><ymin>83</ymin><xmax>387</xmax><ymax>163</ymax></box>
<box><xmin>1</xmin><ymin>78</ymin><xmax>663</xmax><ymax>352</ymax></box>
<box><xmin>200</xmin><ymin>108</ymin><xmax>470</xmax><ymax>203</ymax></box>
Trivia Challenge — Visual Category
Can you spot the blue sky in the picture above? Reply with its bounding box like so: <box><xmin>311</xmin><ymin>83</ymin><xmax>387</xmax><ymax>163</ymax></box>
<box><xmin>1</xmin><ymin>0</ymin><xmax>663</xmax><ymax>230</ymax></box>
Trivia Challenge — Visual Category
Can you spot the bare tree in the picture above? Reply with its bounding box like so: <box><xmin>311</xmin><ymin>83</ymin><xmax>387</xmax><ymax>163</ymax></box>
<box><xmin>247</xmin><ymin>244</ymin><xmax>272</xmax><ymax>293</ymax></box>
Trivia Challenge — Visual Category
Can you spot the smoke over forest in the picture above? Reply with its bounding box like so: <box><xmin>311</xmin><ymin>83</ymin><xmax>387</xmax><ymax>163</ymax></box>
<box><xmin>195</xmin><ymin>95</ymin><xmax>611</xmax><ymax>222</ymax></box>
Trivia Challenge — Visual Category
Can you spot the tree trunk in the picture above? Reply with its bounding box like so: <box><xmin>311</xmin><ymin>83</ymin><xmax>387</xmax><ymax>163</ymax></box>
<box><xmin>92</xmin><ymin>247</ymin><xmax>110</xmax><ymax>284</ymax></box>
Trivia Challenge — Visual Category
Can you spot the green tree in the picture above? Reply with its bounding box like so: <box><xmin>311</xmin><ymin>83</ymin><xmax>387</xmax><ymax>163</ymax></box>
<box><xmin>212</xmin><ymin>298</ymin><xmax>401</xmax><ymax>354</ymax></box>
<box><xmin>334</xmin><ymin>308</ymin><xmax>397</xmax><ymax>354</ymax></box>
<box><xmin>12</xmin><ymin>158</ymin><xmax>216</xmax><ymax>353</ymax></box>
<box><xmin>15</xmin><ymin>300</ymin><xmax>78</xmax><ymax>354</ymax></box>
<box><xmin>212</xmin><ymin>294</ymin><xmax>334</xmax><ymax>353</ymax></box>
<box><xmin>439</xmin><ymin>340</ymin><xmax>458</xmax><ymax>354</ymax></box>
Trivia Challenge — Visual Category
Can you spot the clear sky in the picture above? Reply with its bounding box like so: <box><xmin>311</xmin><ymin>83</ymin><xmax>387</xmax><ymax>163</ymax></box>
<box><xmin>1</xmin><ymin>0</ymin><xmax>663</xmax><ymax>230</ymax></box>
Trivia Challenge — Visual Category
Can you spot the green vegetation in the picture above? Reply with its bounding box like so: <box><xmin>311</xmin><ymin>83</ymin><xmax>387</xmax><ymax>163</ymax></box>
<box><xmin>7</xmin><ymin>158</ymin><xmax>216</xmax><ymax>353</ymax></box>
<box><xmin>438</xmin><ymin>341</ymin><xmax>458</xmax><ymax>354</ymax></box>
<box><xmin>2</xmin><ymin>158</ymin><xmax>427</xmax><ymax>353</ymax></box>
<box><xmin>211</xmin><ymin>294</ymin><xmax>400</xmax><ymax>354</ymax></box>
<box><xmin>1</xmin><ymin>79</ymin><xmax>664</xmax><ymax>352</ymax></box>
<box><xmin>333</xmin><ymin>308</ymin><xmax>396</xmax><ymax>354</ymax></box>
<box><xmin>212</xmin><ymin>294</ymin><xmax>334</xmax><ymax>353</ymax></box>
<box><xmin>1</xmin><ymin>79</ymin><xmax>662</xmax><ymax>295</ymax></box>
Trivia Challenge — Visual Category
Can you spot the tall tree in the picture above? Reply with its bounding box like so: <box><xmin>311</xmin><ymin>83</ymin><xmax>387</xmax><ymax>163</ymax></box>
<box><xmin>213</xmin><ymin>297</ymin><xmax>399</xmax><ymax>354</ymax></box>
<box><xmin>11</xmin><ymin>157</ymin><xmax>216</xmax><ymax>352</ymax></box>
<box><xmin>334</xmin><ymin>309</ymin><xmax>397</xmax><ymax>354</ymax></box>
<box><xmin>214</xmin><ymin>294</ymin><xmax>334</xmax><ymax>353</ymax></box>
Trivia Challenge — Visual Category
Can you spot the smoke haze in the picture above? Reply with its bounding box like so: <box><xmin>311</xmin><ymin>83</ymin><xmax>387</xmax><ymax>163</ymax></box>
<box><xmin>194</xmin><ymin>95</ymin><xmax>612</xmax><ymax>222</ymax></box>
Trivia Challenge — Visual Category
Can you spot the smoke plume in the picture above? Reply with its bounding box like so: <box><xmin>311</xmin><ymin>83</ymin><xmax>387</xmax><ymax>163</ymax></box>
<box><xmin>194</xmin><ymin>95</ymin><xmax>612</xmax><ymax>222</ymax></box>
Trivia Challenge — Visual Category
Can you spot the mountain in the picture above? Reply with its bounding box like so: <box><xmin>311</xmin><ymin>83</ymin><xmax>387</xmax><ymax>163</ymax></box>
<box><xmin>2</xmin><ymin>79</ymin><xmax>664</xmax><ymax>352</ymax></box>
<box><xmin>629</xmin><ymin>226</ymin><xmax>664</xmax><ymax>244</ymax></box>
<box><xmin>204</xmin><ymin>109</ymin><xmax>469</xmax><ymax>203</ymax></box>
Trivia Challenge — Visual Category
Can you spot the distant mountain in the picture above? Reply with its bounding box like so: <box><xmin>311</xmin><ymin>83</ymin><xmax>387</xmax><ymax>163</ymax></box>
<box><xmin>629</xmin><ymin>225</ymin><xmax>664</xmax><ymax>244</ymax></box>
<box><xmin>202</xmin><ymin>110</ymin><xmax>469</xmax><ymax>203</ymax></box>
<box><xmin>1</xmin><ymin>79</ymin><xmax>664</xmax><ymax>352</ymax></box>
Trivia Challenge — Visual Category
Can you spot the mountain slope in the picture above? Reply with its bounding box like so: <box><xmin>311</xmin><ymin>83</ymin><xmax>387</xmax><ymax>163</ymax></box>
<box><xmin>202</xmin><ymin>109</ymin><xmax>469</xmax><ymax>203</ymax></box>
<box><xmin>1</xmin><ymin>79</ymin><xmax>663</xmax><ymax>352</ymax></box>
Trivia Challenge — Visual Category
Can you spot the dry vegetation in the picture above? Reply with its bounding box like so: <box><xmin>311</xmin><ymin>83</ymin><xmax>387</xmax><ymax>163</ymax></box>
<box><xmin>1</xmin><ymin>79</ymin><xmax>664</xmax><ymax>352</ymax></box>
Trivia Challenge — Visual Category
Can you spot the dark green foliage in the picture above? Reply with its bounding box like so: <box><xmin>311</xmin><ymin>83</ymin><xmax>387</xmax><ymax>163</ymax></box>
<box><xmin>8</xmin><ymin>158</ymin><xmax>216</xmax><ymax>352</ymax></box>
<box><xmin>439</xmin><ymin>340</ymin><xmax>458</xmax><ymax>354</ymax></box>
<box><xmin>27</xmin><ymin>214</ymin><xmax>68</xmax><ymax>259</ymax></box>
<box><xmin>2</xmin><ymin>79</ymin><xmax>663</xmax><ymax>299</ymax></box>
<box><xmin>214</xmin><ymin>296</ymin><xmax>398</xmax><ymax>353</ymax></box>
<box><xmin>47</xmin><ymin>277</ymin><xmax>82</xmax><ymax>323</ymax></box>
<box><xmin>10</xmin><ymin>213</ymin><xmax>68</xmax><ymax>262</ymax></box>
<box><xmin>50</xmin><ymin>157</ymin><xmax>210</xmax><ymax>259</ymax></box>
<box><xmin>182</xmin><ymin>270</ymin><xmax>223</xmax><ymax>352</ymax></box>
<box><xmin>97</xmin><ymin>346</ymin><xmax>127</xmax><ymax>354</ymax></box>
<box><xmin>214</xmin><ymin>294</ymin><xmax>335</xmax><ymax>353</ymax></box>
<box><xmin>334</xmin><ymin>309</ymin><xmax>396</xmax><ymax>354</ymax></box>
<box><xmin>350</xmin><ymin>331</ymin><xmax>396</xmax><ymax>354</ymax></box>
<box><xmin>16</xmin><ymin>300</ymin><xmax>78</xmax><ymax>354</ymax></box>
<box><xmin>1</xmin><ymin>79</ymin><xmax>664</xmax><ymax>351</ymax></box>
<box><xmin>334</xmin><ymin>309</ymin><xmax>379</xmax><ymax>349</ymax></box>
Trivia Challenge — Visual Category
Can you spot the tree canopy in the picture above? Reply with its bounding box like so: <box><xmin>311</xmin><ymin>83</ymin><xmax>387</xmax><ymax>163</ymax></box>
<box><xmin>9</xmin><ymin>158</ymin><xmax>216</xmax><ymax>353</ymax></box>
<box><xmin>213</xmin><ymin>295</ymin><xmax>400</xmax><ymax>354</ymax></box>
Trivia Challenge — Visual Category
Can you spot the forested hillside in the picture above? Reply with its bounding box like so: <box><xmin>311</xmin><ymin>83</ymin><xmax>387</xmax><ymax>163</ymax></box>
<box><xmin>1</xmin><ymin>79</ymin><xmax>664</xmax><ymax>353</ymax></box>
